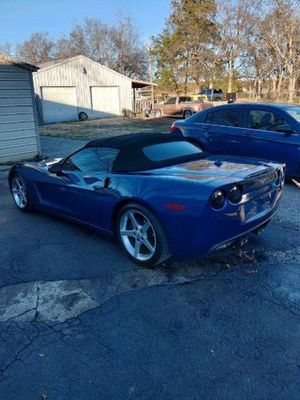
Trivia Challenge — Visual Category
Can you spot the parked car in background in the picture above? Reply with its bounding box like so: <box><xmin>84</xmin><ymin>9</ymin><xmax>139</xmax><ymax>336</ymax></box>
<box><xmin>170</xmin><ymin>102</ymin><xmax>300</xmax><ymax>178</ymax></box>
<box><xmin>9</xmin><ymin>133</ymin><xmax>284</xmax><ymax>267</ymax></box>
<box><xmin>153</xmin><ymin>96</ymin><xmax>213</xmax><ymax>119</ymax></box>
<box><xmin>200</xmin><ymin>88</ymin><xmax>236</xmax><ymax>103</ymax></box>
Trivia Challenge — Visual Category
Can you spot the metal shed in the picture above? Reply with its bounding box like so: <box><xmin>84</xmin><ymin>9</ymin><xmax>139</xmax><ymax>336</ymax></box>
<box><xmin>0</xmin><ymin>55</ymin><xmax>41</xmax><ymax>163</ymax></box>
<box><xmin>33</xmin><ymin>55</ymin><xmax>134</xmax><ymax>123</ymax></box>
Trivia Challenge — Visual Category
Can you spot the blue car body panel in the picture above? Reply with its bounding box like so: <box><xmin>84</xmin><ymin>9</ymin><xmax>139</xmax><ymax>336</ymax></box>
<box><xmin>172</xmin><ymin>103</ymin><xmax>300</xmax><ymax>178</ymax></box>
<box><xmin>9</xmin><ymin>147</ymin><xmax>284</xmax><ymax>259</ymax></box>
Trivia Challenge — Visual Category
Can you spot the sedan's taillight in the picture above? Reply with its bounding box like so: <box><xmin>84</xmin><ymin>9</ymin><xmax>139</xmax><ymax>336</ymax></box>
<box><xmin>170</xmin><ymin>123</ymin><xmax>182</xmax><ymax>136</ymax></box>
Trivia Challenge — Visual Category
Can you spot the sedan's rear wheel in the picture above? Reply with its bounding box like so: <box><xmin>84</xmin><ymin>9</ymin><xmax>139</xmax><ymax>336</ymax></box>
<box><xmin>117</xmin><ymin>203</ymin><xmax>170</xmax><ymax>267</ymax></box>
<box><xmin>11</xmin><ymin>174</ymin><xmax>32</xmax><ymax>212</ymax></box>
<box><xmin>183</xmin><ymin>110</ymin><xmax>192</xmax><ymax>119</ymax></box>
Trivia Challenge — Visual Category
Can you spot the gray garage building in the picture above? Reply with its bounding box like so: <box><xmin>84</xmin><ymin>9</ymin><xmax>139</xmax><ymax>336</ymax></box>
<box><xmin>33</xmin><ymin>55</ymin><xmax>136</xmax><ymax>123</ymax></box>
<box><xmin>0</xmin><ymin>55</ymin><xmax>41</xmax><ymax>163</ymax></box>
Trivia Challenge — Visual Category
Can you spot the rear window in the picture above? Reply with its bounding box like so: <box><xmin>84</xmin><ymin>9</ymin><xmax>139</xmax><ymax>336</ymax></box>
<box><xmin>143</xmin><ymin>141</ymin><xmax>202</xmax><ymax>162</ymax></box>
<box><xmin>205</xmin><ymin>109</ymin><xmax>241</xmax><ymax>127</ymax></box>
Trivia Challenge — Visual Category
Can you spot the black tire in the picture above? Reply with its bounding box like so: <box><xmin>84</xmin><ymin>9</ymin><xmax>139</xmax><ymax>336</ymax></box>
<box><xmin>183</xmin><ymin>110</ymin><xmax>192</xmax><ymax>119</ymax></box>
<box><xmin>78</xmin><ymin>112</ymin><xmax>88</xmax><ymax>121</ymax></box>
<box><xmin>117</xmin><ymin>203</ymin><xmax>170</xmax><ymax>267</ymax></box>
<box><xmin>10</xmin><ymin>174</ymin><xmax>32</xmax><ymax>212</ymax></box>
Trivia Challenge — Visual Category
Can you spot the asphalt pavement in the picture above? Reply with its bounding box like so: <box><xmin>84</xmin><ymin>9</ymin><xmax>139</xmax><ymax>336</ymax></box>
<box><xmin>0</xmin><ymin>137</ymin><xmax>299</xmax><ymax>400</ymax></box>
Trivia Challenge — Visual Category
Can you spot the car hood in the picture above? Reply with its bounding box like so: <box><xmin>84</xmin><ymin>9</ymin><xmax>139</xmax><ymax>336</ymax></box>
<box><xmin>137</xmin><ymin>156</ymin><xmax>276</xmax><ymax>183</ymax></box>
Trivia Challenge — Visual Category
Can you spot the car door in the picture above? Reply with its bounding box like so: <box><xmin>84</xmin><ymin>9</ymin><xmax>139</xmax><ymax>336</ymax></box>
<box><xmin>244</xmin><ymin>108</ymin><xmax>300</xmax><ymax>174</ymax></box>
<box><xmin>191</xmin><ymin>107</ymin><xmax>246</xmax><ymax>155</ymax></box>
<box><xmin>36</xmin><ymin>147</ymin><xmax>119</xmax><ymax>228</ymax></box>
<box><xmin>162</xmin><ymin>97</ymin><xmax>177</xmax><ymax>115</ymax></box>
<box><xmin>177</xmin><ymin>96</ymin><xmax>192</xmax><ymax>115</ymax></box>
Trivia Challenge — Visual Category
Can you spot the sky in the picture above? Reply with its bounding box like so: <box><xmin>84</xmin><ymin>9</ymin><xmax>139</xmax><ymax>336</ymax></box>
<box><xmin>0</xmin><ymin>0</ymin><xmax>171</xmax><ymax>48</ymax></box>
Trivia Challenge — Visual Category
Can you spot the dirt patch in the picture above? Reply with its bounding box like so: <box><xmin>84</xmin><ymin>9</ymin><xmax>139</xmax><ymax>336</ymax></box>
<box><xmin>40</xmin><ymin>116</ymin><xmax>177</xmax><ymax>140</ymax></box>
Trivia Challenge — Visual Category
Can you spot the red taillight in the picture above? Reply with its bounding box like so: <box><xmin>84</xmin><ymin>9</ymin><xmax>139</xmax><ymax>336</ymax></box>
<box><xmin>170</xmin><ymin>123</ymin><xmax>178</xmax><ymax>133</ymax></box>
<box><xmin>170</xmin><ymin>123</ymin><xmax>183</xmax><ymax>136</ymax></box>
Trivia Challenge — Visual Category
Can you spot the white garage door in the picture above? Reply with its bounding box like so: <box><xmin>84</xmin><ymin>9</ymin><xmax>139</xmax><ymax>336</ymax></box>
<box><xmin>91</xmin><ymin>86</ymin><xmax>120</xmax><ymax>117</ymax></box>
<box><xmin>41</xmin><ymin>87</ymin><xmax>78</xmax><ymax>123</ymax></box>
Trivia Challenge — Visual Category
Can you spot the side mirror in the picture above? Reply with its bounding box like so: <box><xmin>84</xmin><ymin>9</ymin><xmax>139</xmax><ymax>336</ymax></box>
<box><xmin>276</xmin><ymin>125</ymin><xmax>293</xmax><ymax>135</ymax></box>
<box><xmin>48</xmin><ymin>163</ymin><xmax>63</xmax><ymax>175</ymax></box>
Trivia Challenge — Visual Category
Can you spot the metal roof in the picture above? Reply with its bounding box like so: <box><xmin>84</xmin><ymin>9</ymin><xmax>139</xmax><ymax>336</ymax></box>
<box><xmin>37</xmin><ymin>55</ymin><xmax>156</xmax><ymax>88</ymax></box>
<box><xmin>37</xmin><ymin>58</ymin><xmax>71</xmax><ymax>69</ymax></box>
<box><xmin>0</xmin><ymin>54</ymin><xmax>38</xmax><ymax>71</ymax></box>
<box><xmin>131</xmin><ymin>79</ymin><xmax>157</xmax><ymax>89</ymax></box>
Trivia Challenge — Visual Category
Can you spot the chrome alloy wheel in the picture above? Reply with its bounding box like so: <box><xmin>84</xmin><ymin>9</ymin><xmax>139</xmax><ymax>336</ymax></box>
<box><xmin>11</xmin><ymin>176</ymin><xmax>28</xmax><ymax>209</ymax></box>
<box><xmin>119</xmin><ymin>210</ymin><xmax>157</xmax><ymax>261</ymax></box>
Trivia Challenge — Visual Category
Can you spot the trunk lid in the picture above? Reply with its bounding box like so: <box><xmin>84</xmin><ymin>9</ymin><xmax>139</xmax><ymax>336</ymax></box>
<box><xmin>136</xmin><ymin>155</ymin><xmax>275</xmax><ymax>184</ymax></box>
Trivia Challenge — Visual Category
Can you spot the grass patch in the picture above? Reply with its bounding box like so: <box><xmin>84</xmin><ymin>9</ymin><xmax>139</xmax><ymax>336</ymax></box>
<box><xmin>40</xmin><ymin>117</ymin><xmax>177</xmax><ymax>141</ymax></box>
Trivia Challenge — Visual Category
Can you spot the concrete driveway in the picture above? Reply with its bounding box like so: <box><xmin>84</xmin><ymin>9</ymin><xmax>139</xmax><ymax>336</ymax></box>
<box><xmin>0</xmin><ymin>138</ymin><xmax>299</xmax><ymax>399</ymax></box>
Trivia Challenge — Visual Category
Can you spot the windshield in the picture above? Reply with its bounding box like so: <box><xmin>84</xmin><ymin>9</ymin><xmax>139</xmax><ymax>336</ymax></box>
<box><xmin>284</xmin><ymin>106</ymin><xmax>300</xmax><ymax>123</ymax></box>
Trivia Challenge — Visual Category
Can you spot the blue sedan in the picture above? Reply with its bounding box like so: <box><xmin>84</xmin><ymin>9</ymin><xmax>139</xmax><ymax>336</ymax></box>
<box><xmin>9</xmin><ymin>133</ymin><xmax>284</xmax><ymax>266</ymax></box>
<box><xmin>171</xmin><ymin>103</ymin><xmax>300</xmax><ymax>178</ymax></box>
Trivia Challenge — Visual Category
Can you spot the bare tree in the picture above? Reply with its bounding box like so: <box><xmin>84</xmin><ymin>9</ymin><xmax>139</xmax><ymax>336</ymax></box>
<box><xmin>111</xmin><ymin>15</ymin><xmax>147</xmax><ymax>78</ymax></box>
<box><xmin>16</xmin><ymin>33</ymin><xmax>54</xmax><ymax>64</ymax></box>
<box><xmin>0</xmin><ymin>42</ymin><xmax>13</xmax><ymax>57</ymax></box>
<box><xmin>54</xmin><ymin>17</ymin><xmax>147</xmax><ymax>79</ymax></box>
<box><xmin>217</xmin><ymin>0</ymin><xmax>262</xmax><ymax>93</ymax></box>
<box><xmin>259</xmin><ymin>0</ymin><xmax>300</xmax><ymax>102</ymax></box>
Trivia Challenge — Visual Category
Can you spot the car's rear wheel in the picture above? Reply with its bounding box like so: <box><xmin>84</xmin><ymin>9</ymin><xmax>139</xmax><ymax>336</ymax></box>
<box><xmin>155</xmin><ymin>109</ymin><xmax>162</xmax><ymax>118</ymax></box>
<box><xmin>183</xmin><ymin>110</ymin><xmax>192</xmax><ymax>119</ymax></box>
<box><xmin>117</xmin><ymin>203</ymin><xmax>170</xmax><ymax>267</ymax></box>
<box><xmin>10</xmin><ymin>174</ymin><xmax>32</xmax><ymax>212</ymax></box>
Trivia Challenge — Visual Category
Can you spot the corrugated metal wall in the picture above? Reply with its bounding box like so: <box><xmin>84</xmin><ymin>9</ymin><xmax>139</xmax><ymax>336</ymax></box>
<box><xmin>33</xmin><ymin>56</ymin><xmax>132</xmax><ymax>122</ymax></box>
<box><xmin>0</xmin><ymin>65</ymin><xmax>40</xmax><ymax>163</ymax></box>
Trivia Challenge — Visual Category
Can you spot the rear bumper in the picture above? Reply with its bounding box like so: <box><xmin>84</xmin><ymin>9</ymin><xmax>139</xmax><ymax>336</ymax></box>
<box><xmin>168</xmin><ymin>183</ymin><xmax>283</xmax><ymax>258</ymax></box>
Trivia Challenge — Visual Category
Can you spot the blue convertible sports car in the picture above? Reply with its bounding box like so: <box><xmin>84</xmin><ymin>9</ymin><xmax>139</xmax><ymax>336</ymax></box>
<box><xmin>171</xmin><ymin>103</ymin><xmax>300</xmax><ymax>178</ymax></box>
<box><xmin>9</xmin><ymin>133</ymin><xmax>285</xmax><ymax>266</ymax></box>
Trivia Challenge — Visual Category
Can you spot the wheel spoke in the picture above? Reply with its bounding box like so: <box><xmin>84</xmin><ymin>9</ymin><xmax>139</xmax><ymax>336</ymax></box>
<box><xmin>16</xmin><ymin>179</ymin><xmax>23</xmax><ymax>190</ymax></box>
<box><xmin>120</xmin><ymin>229</ymin><xmax>135</xmax><ymax>237</ymax></box>
<box><xmin>141</xmin><ymin>221</ymin><xmax>151</xmax><ymax>234</ymax></box>
<box><xmin>129</xmin><ymin>211</ymin><xmax>138</xmax><ymax>229</ymax></box>
<box><xmin>141</xmin><ymin>238</ymin><xmax>155</xmax><ymax>254</ymax></box>
<box><xmin>134</xmin><ymin>240</ymin><xmax>141</xmax><ymax>258</ymax></box>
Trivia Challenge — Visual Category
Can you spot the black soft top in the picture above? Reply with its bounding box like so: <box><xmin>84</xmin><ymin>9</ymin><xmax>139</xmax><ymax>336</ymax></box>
<box><xmin>85</xmin><ymin>133</ymin><xmax>202</xmax><ymax>172</ymax></box>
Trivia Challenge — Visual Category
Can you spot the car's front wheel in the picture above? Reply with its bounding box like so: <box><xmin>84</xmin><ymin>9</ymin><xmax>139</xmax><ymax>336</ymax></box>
<box><xmin>10</xmin><ymin>174</ymin><xmax>32</xmax><ymax>212</ymax></box>
<box><xmin>117</xmin><ymin>203</ymin><xmax>170</xmax><ymax>267</ymax></box>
